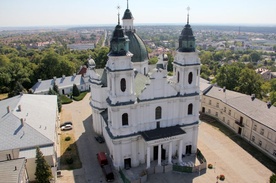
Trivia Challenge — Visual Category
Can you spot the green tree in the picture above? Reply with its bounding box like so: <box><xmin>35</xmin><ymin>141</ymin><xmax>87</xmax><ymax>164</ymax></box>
<box><xmin>213</xmin><ymin>51</ymin><xmax>223</xmax><ymax>61</ymax></box>
<box><xmin>35</xmin><ymin>147</ymin><xmax>52</xmax><ymax>183</ymax></box>
<box><xmin>270</xmin><ymin>174</ymin><xmax>276</xmax><ymax>183</ymax></box>
<box><xmin>72</xmin><ymin>84</ymin><xmax>80</xmax><ymax>96</ymax></box>
<box><xmin>273</xmin><ymin>45</ymin><xmax>276</xmax><ymax>52</ymax></box>
<box><xmin>235</xmin><ymin>68</ymin><xmax>263</xmax><ymax>97</ymax></box>
<box><xmin>216</xmin><ymin>64</ymin><xmax>242</xmax><ymax>91</ymax></box>
<box><xmin>270</xmin><ymin>78</ymin><xmax>276</xmax><ymax>91</ymax></box>
<box><xmin>249</xmin><ymin>51</ymin><xmax>261</xmax><ymax>63</ymax></box>
<box><xmin>149</xmin><ymin>56</ymin><xmax>158</xmax><ymax>65</ymax></box>
<box><xmin>199</xmin><ymin>51</ymin><xmax>212</xmax><ymax>64</ymax></box>
<box><xmin>270</xmin><ymin>92</ymin><xmax>276</xmax><ymax>107</ymax></box>
<box><xmin>53</xmin><ymin>82</ymin><xmax>59</xmax><ymax>94</ymax></box>
<box><xmin>261</xmin><ymin>82</ymin><xmax>271</xmax><ymax>96</ymax></box>
<box><xmin>167</xmin><ymin>53</ymin><xmax>173</xmax><ymax>72</ymax></box>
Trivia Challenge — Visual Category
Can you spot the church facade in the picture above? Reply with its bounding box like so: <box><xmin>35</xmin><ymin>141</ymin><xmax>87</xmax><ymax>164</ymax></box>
<box><xmin>88</xmin><ymin>4</ymin><xmax>201</xmax><ymax>170</ymax></box>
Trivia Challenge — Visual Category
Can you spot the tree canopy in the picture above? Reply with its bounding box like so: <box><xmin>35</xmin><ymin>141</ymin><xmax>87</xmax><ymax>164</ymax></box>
<box><xmin>35</xmin><ymin>147</ymin><xmax>52</xmax><ymax>183</ymax></box>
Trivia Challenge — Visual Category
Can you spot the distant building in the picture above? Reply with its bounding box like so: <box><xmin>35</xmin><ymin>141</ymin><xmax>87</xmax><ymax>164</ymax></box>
<box><xmin>31</xmin><ymin>74</ymin><xmax>89</xmax><ymax>95</ymax></box>
<box><xmin>255</xmin><ymin>68</ymin><xmax>271</xmax><ymax>81</ymax></box>
<box><xmin>0</xmin><ymin>158</ymin><xmax>29</xmax><ymax>183</ymax></box>
<box><xmin>0</xmin><ymin>94</ymin><xmax>59</xmax><ymax>181</ymax></box>
<box><xmin>68</xmin><ymin>43</ymin><xmax>95</xmax><ymax>50</ymax></box>
<box><xmin>201</xmin><ymin>86</ymin><xmax>276</xmax><ymax>162</ymax></box>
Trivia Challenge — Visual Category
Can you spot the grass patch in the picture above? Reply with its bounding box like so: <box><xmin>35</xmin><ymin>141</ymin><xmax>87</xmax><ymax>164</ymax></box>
<box><xmin>200</xmin><ymin>114</ymin><xmax>276</xmax><ymax>173</ymax></box>
<box><xmin>60</xmin><ymin>132</ymin><xmax>82</xmax><ymax>170</ymax></box>
<box><xmin>60</xmin><ymin>95</ymin><xmax>73</xmax><ymax>104</ymax></box>
<box><xmin>73</xmin><ymin>92</ymin><xmax>88</xmax><ymax>101</ymax></box>
<box><xmin>0</xmin><ymin>93</ymin><xmax>8</xmax><ymax>100</ymax></box>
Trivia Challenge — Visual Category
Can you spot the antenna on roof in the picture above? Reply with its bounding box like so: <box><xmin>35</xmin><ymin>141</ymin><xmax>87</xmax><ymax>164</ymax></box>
<box><xmin>187</xmin><ymin>6</ymin><xmax>190</xmax><ymax>24</ymax></box>
<box><xmin>117</xmin><ymin>5</ymin><xmax>121</xmax><ymax>25</ymax></box>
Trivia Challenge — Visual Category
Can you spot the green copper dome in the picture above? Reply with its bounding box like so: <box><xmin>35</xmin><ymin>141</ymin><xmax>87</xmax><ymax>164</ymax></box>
<box><xmin>178</xmin><ymin>23</ymin><xmax>195</xmax><ymax>52</ymax></box>
<box><xmin>125</xmin><ymin>31</ymin><xmax>148</xmax><ymax>62</ymax></box>
<box><xmin>123</xmin><ymin>9</ymin><xmax>133</xmax><ymax>19</ymax></box>
<box><xmin>109</xmin><ymin>24</ymin><xmax>130</xmax><ymax>56</ymax></box>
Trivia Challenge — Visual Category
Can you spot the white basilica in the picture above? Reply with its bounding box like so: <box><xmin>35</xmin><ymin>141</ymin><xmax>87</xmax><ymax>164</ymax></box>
<box><xmin>88</xmin><ymin>3</ymin><xmax>201</xmax><ymax>170</ymax></box>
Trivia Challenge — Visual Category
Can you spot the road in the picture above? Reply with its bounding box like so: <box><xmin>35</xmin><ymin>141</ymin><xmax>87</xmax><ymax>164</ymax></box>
<box><xmin>57</xmin><ymin>93</ymin><xmax>117</xmax><ymax>183</ymax></box>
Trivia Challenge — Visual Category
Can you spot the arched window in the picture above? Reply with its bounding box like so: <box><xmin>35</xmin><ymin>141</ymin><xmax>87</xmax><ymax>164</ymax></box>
<box><xmin>188</xmin><ymin>103</ymin><xmax>193</xmax><ymax>115</ymax></box>
<box><xmin>177</xmin><ymin>71</ymin><xmax>180</xmax><ymax>83</ymax></box>
<box><xmin>155</xmin><ymin>106</ymin><xmax>162</xmax><ymax>120</ymax></box>
<box><xmin>188</xmin><ymin>72</ymin><xmax>193</xmax><ymax>84</ymax></box>
<box><xmin>120</xmin><ymin>78</ymin><xmax>126</xmax><ymax>92</ymax></box>
<box><xmin>122</xmin><ymin>113</ymin><xmax>128</xmax><ymax>126</ymax></box>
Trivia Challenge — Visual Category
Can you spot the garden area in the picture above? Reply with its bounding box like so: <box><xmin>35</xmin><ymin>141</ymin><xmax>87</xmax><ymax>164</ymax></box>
<box><xmin>59</xmin><ymin>132</ymin><xmax>82</xmax><ymax>170</ymax></box>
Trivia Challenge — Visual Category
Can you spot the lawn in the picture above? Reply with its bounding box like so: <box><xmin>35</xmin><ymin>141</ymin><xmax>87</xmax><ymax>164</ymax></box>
<box><xmin>73</xmin><ymin>92</ymin><xmax>88</xmax><ymax>101</ymax></box>
<box><xmin>200</xmin><ymin>114</ymin><xmax>276</xmax><ymax>173</ymax></box>
<box><xmin>59</xmin><ymin>131</ymin><xmax>82</xmax><ymax>170</ymax></box>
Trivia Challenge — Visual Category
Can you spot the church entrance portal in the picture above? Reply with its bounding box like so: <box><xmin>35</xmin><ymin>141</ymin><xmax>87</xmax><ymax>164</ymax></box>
<box><xmin>186</xmin><ymin>145</ymin><xmax>192</xmax><ymax>155</ymax></box>
<box><xmin>124</xmin><ymin>158</ymin><xmax>131</xmax><ymax>170</ymax></box>
<box><xmin>153</xmin><ymin>145</ymin><xmax>166</xmax><ymax>160</ymax></box>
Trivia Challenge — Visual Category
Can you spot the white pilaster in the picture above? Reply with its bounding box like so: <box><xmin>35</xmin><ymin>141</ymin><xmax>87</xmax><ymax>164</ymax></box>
<box><xmin>168</xmin><ymin>141</ymin><xmax>172</xmax><ymax>164</ymax></box>
<box><xmin>178</xmin><ymin>139</ymin><xmax>183</xmax><ymax>163</ymax></box>
<box><xmin>158</xmin><ymin>144</ymin><xmax>162</xmax><ymax>166</ymax></box>
<box><xmin>147</xmin><ymin>146</ymin><xmax>150</xmax><ymax>168</ymax></box>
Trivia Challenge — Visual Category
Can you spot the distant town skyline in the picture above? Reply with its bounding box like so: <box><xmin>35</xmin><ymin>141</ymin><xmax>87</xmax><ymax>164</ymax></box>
<box><xmin>1</xmin><ymin>0</ymin><xmax>276</xmax><ymax>28</ymax></box>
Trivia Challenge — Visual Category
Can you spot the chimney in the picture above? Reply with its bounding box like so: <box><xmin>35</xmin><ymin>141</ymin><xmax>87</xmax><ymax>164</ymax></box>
<box><xmin>62</xmin><ymin>75</ymin><xmax>65</xmax><ymax>79</ymax></box>
<box><xmin>20</xmin><ymin>118</ymin><xmax>24</xmax><ymax>126</ymax></box>
<box><xmin>18</xmin><ymin>105</ymin><xmax>21</xmax><ymax>111</ymax></box>
<box><xmin>38</xmin><ymin>79</ymin><xmax>42</xmax><ymax>82</ymax></box>
<box><xmin>53</xmin><ymin>76</ymin><xmax>56</xmax><ymax>80</ymax></box>
<box><xmin>267</xmin><ymin>101</ymin><xmax>271</xmax><ymax>109</ymax></box>
<box><xmin>251</xmin><ymin>94</ymin><xmax>255</xmax><ymax>101</ymax></box>
<box><xmin>14</xmin><ymin>166</ymin><xmax>17</xmax><ymax>171</ymax></box>
<box><xmin>223</xmin><ymin>86</ymin><xmax>226</xmax><ymax>92</ymax></box>
<box><xmin>7</xmin><ymin>106</ymin><xmax>10</xmax><ymax>113</ymax></box>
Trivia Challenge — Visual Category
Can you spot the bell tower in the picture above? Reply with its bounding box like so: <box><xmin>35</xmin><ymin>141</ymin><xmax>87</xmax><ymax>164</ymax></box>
<box><xmin>106</xmin><ymin>11</ymin><xmax>135</xmax><ymax>105</ymax></box>
<box><xmin>173</xmin><ymin>7</ymin><xmax>200</xmax><ymax>95</ymax></box>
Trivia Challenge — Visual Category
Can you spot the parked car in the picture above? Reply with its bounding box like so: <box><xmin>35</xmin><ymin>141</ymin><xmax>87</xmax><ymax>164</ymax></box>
<box><xmin>96</xmin><ymin>152</ymin><xmax>108</xmax><ymax>167</ymax></box>
<box><xmin>102</xmin><ymin>164</ymin><xmax>114</xmax><ymax>182</ymax></box>
<box><xmin>61</xmin><ymin>124</ymin><xmax>72</xmax><ymax>131</ymax></box>
<box><xmin>60</xmin><ymin>121</ymin><xmax>72</xmax><ymax>128</ymax></box>
<box><xmin>95</xmin><ymin>135</ymin><xmax>105</xmax><ymax>143</ymax></box>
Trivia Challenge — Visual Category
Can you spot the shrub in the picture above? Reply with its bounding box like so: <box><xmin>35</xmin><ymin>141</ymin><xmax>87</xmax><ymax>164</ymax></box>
<box><xmin>72</xmin><ymin>84</ymin><xmax>80</xmax><ymax>97</ymax></box>
<box><xmin>65</xmin><ymin>136</ymin><xmax>71</xmax><ymax>141</ymax></box>
<box><xmin>208</xmin><ymin>164</ymin><xmax>213</xmax><ymax>169</ymax></box>
<box><xmin>219</xmin><ymin>174</ymin><xmax>225</xmax><ymax>181</ymax></box>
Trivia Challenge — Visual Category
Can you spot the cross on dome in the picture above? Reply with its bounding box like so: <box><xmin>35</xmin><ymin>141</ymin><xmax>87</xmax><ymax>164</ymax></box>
<box><xmin>117</xmin><ymin>5</ymin><xmax>121</xmax><ymax>25</ymax></box>
<box><xmin>187</xmin><ymin>6</ymin><xmax>190</xmax><ymax>24</ymax></box>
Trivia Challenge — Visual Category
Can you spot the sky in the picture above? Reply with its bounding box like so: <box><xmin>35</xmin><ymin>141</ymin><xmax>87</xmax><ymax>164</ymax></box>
<box><xmin>0</xmin><ymin>0</ymin><xmax>276</xmax><ymax>27</ymax></box>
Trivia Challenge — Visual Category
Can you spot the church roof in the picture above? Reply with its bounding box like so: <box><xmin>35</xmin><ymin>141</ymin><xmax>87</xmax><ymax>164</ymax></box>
<box><xmin>140</xmin><ymin>126</ymin><xmax>186</xmax><ymax>141</ymax></box>
<box><xmin>0</xmin><ymin>94</ymin><xmax>57</xmax><ymax>151</ymax></box>
<box><xmin>205</xmin><ymin>86</ymin><xmax>276</xmax><ymax>130</ymax></box>
<box><xmin>126</xmin><ymin>31</ymin><xmax>149</xmax><ymax>62</ymax></box>
<box><xmin>122</xmin><ymin>9</ymin><xmax>133</xmax><ymax>19</ymax></box>
<box><xmin>31</xmin><ymin>74</ymin><xmax>85</xmax><ymax>93</ymax></box>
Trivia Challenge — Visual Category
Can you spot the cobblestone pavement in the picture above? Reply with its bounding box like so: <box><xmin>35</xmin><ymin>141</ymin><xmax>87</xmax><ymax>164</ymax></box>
<box><xmin>57</xmin><ymin>94</ymin><xmax>273</xmax><ymax>183</ymax></box>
